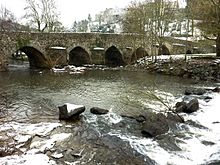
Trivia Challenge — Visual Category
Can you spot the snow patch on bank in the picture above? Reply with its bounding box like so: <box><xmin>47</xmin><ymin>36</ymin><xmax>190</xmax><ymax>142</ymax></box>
<box><xmin>30</xmin><ymin>133</ymin><xmax>71</xmax><ymax>152</ymax></box>
<box><xmin>0</xmin><ymin>153</ymin><xmax>56</xmax><ymax>165</ymax></box>
<box><xmin>0</xmin><ymin>122</ymin><xmax>66</xmax><ymax>165</ymax></box>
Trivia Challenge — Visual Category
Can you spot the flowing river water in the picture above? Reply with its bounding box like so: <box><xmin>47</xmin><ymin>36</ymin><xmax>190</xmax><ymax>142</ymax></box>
<box><xmin>0</xmin><ymin>62</ymin><xmax>220</xmax><ymax>165</ymax></box>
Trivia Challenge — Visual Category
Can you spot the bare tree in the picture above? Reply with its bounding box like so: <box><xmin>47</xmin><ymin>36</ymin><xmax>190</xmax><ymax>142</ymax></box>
<box><xmin>148</xmin><ymin>0</ymin><xmax>177</xmax><ymax>55</ymax></box>
<box><xmin>24</xmin><ymin>0</ymin><xmax>62</xmax><ymax>32</ymax></box>
<box><xmin>0</xmin><ymin>5</ymin><xmax>15</xmax><ymax>21</ymax></box>
<box><xmin>122</xmin><ymin>1</ymin><xmax>149</xmax><ymax>34</ymax></box>
<box><xmin>0</xmin><ymin>5</ymin><xmax>16</xmax><ymax>31</ymax></box>
<box><xmin>122</xmin><ymin>0</ymin><xmax>178</xmax><ymax>58</ymax></box>
<box><xmin>0</xmin><ymin>5</ymin><xmax>16</xmax><ymax>71</ymax></box>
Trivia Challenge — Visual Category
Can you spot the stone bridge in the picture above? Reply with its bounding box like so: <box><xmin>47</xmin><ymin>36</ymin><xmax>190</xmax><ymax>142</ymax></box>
<box><xmin>0</xmin><ymin>31</ymin><xmax>214</xmax><ymax>68</ymax></box>
<box><xmin>0</xmin><ymin>32</ymin><xmax>151</xmax><ymax>68</ymax></box>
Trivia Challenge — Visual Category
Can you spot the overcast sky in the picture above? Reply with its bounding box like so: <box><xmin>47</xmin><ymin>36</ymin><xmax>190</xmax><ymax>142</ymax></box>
<box><xmin>0</xmin><ymin>0</ymin><xmax>186</xmax><ymax>28</ymax></box>
<box><xmin>0</xmin><ymin>0</ymin><xmax>134</xmax><ymax>28</ymax></box>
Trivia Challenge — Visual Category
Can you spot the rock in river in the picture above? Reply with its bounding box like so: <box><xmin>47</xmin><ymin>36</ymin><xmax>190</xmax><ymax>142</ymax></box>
<box><xmin>175</xmin><ymin>99</ymin><xmax>199</xmax><ymax>114</ymax></box>
<box><xmin>184</xmin><ymin>98</ymin><xmax>199</xmax><ymax>113</ymax></box>
<box><xmin>141</xmin><ymin>113</ymin><xmax>169</xmax><ymax>138</ymax></box>
<box><xmin>90</xmin><ymin>107</ymin><xmax>109</xmax><ymax>115</ymax></box>
<box><xmin>175</xmin><ymin>101</ymin><xmax>187</xmax><ymax>113</ymax></box>
<box><xmin>58</xmin><ymin>103</ymin><xmax>85</xmax><ymax>120</ymax></box>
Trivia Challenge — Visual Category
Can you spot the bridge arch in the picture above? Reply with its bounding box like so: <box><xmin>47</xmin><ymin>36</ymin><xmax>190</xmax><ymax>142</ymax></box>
<box><xmin>19</xmin><ymin>46</ymin><xmax>48</xmax><ymax>68</ymax></box>
<box><xmin>69</xmin><ymin>46</ymin><xmax>91</xmax><ymax>66</ymax></box>
<box><xmin>105</xmin><ymin>46</ymin><xmax>125</xmax><ymax>66</ymax></box>
<box><xmin>186</xmin><ymin>49</ymin><xmax>192</xmax><ymax>54</ymax></box>
<box><xmin>131</xmin><ymin>47</ymin><xmax>149</xmax><ymax>63</ymax></box>
<box><xmin>158</xmin><ymin>44</ymin><xmax>171</xmax><ymax>55</ymax></box>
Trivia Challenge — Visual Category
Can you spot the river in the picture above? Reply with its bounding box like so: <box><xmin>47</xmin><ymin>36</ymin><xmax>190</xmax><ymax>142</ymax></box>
<box><xmin>0</xmin><ymin>62</ymin><xmax>220</xmax><ymax>165</ymax></box>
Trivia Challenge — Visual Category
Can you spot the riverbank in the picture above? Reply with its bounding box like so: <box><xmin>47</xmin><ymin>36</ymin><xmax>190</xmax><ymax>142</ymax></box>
<box><xmin>132</xmin><ymin>56</ymin><xmax>220</xmax><ymax>82</ymax></box>
<box><xmin>2</xmin><ymin>54</ymin><xmax>220</xmax><ymax>83</ymax></box>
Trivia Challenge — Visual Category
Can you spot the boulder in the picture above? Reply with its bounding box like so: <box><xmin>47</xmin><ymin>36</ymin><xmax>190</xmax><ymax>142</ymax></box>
<box><xmin>58</xmin><ymin>103</ymin><xmax>85</xmax><ymax>120</ymax></box>
<box><xmin>90</xmin><ymin>107</ymin><xmax>109</xmax><ymax>115</ymax></box>
<box><xmin>141</xmin><ymin>113</ymin><xmax>169</xmax><ymax>138</ymax></box>
<box><xmin>175</xmin><ymin>101</ymin><xmax>187</xmax><ymax>113</ymax></box>
<box><xmin>184</xmin><ymin>99</ymin><xmax>199</xmax><ymax>113</ymax></box>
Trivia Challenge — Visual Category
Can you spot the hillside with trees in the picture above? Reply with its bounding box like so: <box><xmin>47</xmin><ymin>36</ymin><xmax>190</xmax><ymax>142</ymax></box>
<box><xmin>122</xmin><ymin>0</ymin><xmax>179</xmax><ymax>55</ymax></box>
<box><xmin>121</xmin><ymin>0</ymin><xmax>220</xmax><ymax>56</ymax></box>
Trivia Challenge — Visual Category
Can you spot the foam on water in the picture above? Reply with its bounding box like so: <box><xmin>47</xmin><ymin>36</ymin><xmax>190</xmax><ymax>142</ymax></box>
<box><xmin>103</xmin><ymin>112</ymin><xmax>123</xmax><ymax>124</ymax></box>
<box><xmin>108</xmin><ymin>93</ymin><xmax>220</xmax><ymax>164</ymax></box>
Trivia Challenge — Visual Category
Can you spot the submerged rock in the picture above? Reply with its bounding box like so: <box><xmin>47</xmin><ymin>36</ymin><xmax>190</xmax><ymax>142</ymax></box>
<box><xmin>166</xmin><ymin>113</ymin><xmax>185</xmax><ymax>123</ymax></box>
<box><xmin>94</xmin><ymin>134</ymin><xmax>156</xmax><ymax>164</ymax></box>
<box><xmin>156</xmin><ymin>135</ymin><xmax>182</xmax><ymax>151</ymax></box>
<box><xmin>120</xmin><ymin>113</ymin><xmax>136</xmax><ymax>119</ymax></box>
<box><xmin>90</xmin><ymin>107</ymin><xmax>109</xmax><ymax>115</ymax></box>
<box><xmin>58</xmin><ymin>103</ymin><xmax>85</xmax><ymax>120</ymax></box>
<box><xmin>184</xmin><ymin>88</ymin><xmax>206</xmax><ymax>95</ymax></box>
<box><xmin>201</xmin><ymin>140</ymin><xmax>215</xmax><ymax>146</ymax></box>
<box><xmin>54</xmin><ymin>119</ymin><xmax>155</xmax><ymax>165</ymax></box>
